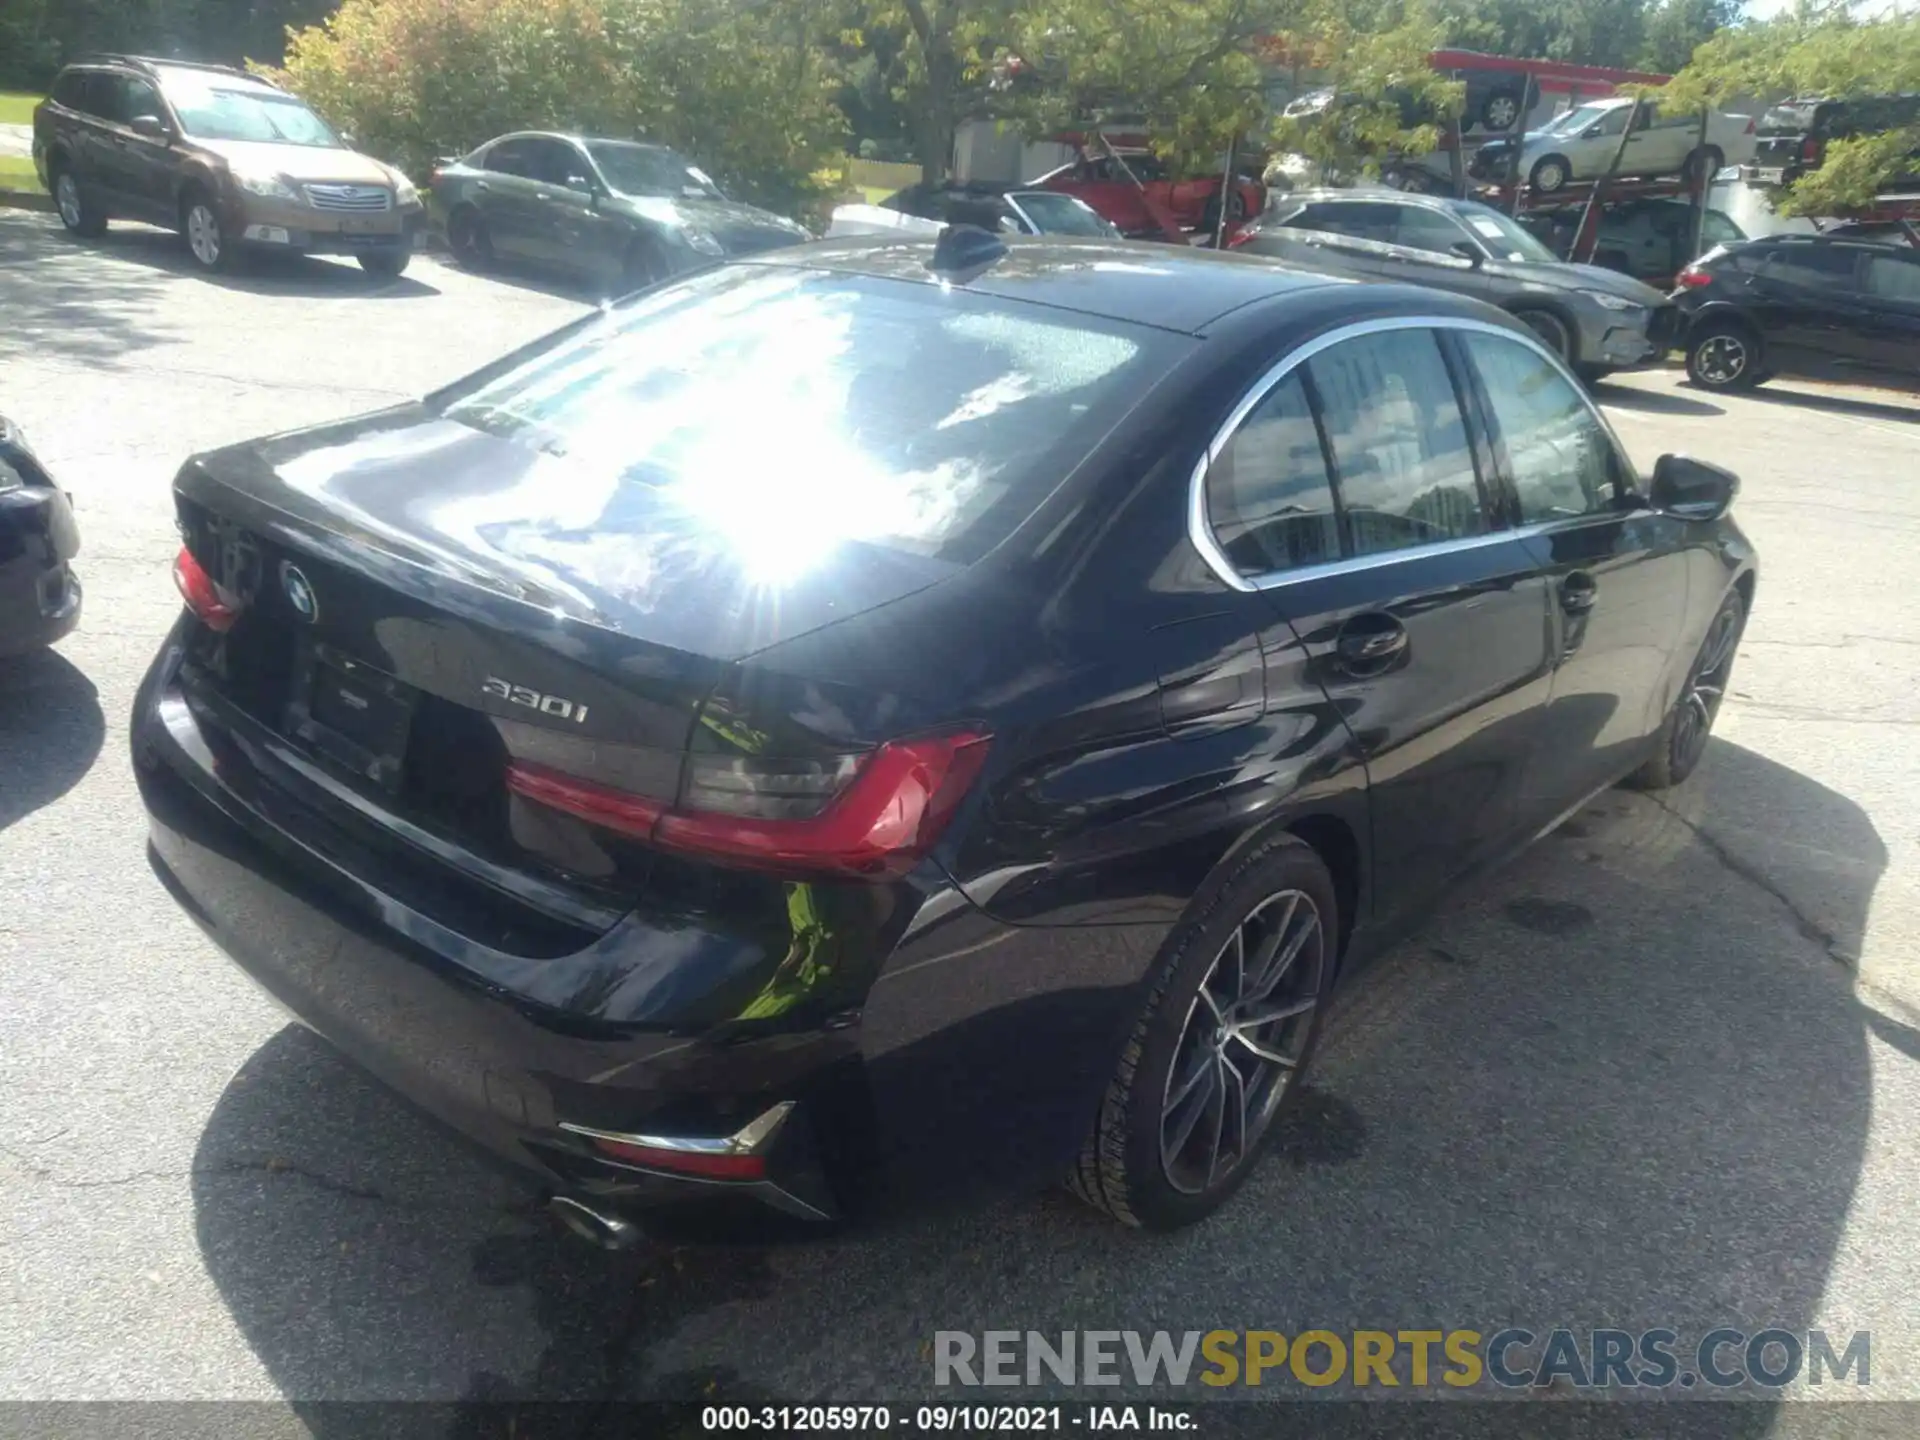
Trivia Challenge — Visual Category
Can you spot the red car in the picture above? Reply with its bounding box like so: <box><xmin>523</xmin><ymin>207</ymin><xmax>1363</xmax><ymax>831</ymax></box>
<box><xmin>1032</xmin><ymin>149</ymin><xmax>1265</xmax><ymax>240</ymax></box>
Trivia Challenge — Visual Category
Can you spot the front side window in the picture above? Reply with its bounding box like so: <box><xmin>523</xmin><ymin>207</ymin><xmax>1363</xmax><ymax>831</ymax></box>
<box><xmin>1865</xmin><ymin>254</ymin><xmax>1920</xmax><ymax>301</ymax></box>
<box><xmin>1393</xmin><ymin>205</ymin><xmax>1473</xmax><ymax>255</ymax></box>
<box><xmin>160</xmin><ymin>73</ymin><xmax>337</xmax><ymax>147</ymax></box>
<box><xmin>1205</xmin><ymin>372</ymin><xmax>1341</xmax><ymax>576</ymax></box>
<box><xmin>1463</xmin><ymin>331</ymin><xmax>1621</xmax><ymax>523</ymax></box>
<box><xmin>1308</xmin><ymin>330</ymin><xmax>1488</xmax><ymax>557</ymax></box>
<box><xmin>434</xmin><ymin>267</ymin><xmax>1186</xmax><ymax>570</ymax></box>
<box><xmin>1007</xmin><ymin>191</ymin><xmax>1116</xmax><ymax>236</ymax></box>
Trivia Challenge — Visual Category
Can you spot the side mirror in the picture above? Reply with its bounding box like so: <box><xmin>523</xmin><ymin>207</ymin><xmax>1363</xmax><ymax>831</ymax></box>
<box><xmin>130</xmin><ymin>114</ymin><xmax>170</xmax><ymax>141</ymax></box>
<box><xmin>1583</xmin><ymin>125</ymin><xmax>1605</xmax><ymax>138</ymax></box>
<box><xmin>1649</xmin><ymin>453</ymin><xmax>1739</xmax><ymax>521</ymax></box>
<box><xmin>1449</xmin><ymin>239</ymin><xmax>1485</xmax><ymax>268</ymax></box>
<box><xmin>565</xmin><ymin>173</ymin><xmax>597</xmax><ymax>195</ymax></box>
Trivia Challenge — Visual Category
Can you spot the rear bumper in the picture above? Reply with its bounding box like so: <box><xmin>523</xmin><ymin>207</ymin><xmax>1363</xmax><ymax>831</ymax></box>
<box><xmin>0</xmin><ymin>485</ymin><xmax>82</xmax><ymax>656</ymax></box>
<box><xmin>131</xmin><ymin>627</ymin><xmax>1161</xmax><ymax>1218</ymax></box>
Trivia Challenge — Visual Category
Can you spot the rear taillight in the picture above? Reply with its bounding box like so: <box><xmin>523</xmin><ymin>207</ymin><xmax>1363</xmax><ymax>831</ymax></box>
<box><xmin>1802</xmin><ymin>137</ymin><xmax>1823</xmax><ymax>164</ymax></box>
<box><xmin>1675</xmin><ymin>265</ymin><xmax>1711</xmax><ymax>288</ymax></box>
<box><xmin>506</xmin><ymin>730</ymin><xmax>991</xmax><ymax>878</ymax></box>
<box><xmin>172</xmin><ymin>545</ymin><xmax>239</xmax><ymax>632</ymax></box>
<box><xmin>577</xmin><ymin>1134</ymin><xmax>767</xmax><ymax>1180</ymax></box>
<box><xmin>1227</xmin><ymin>226</ymin><xmax>1259</xmax><ymax>249</ymax></box>
<box><xmin>1745</xmin><ymin>117</ymin><xmax>1756</xmax><ymax>134</ymax></box>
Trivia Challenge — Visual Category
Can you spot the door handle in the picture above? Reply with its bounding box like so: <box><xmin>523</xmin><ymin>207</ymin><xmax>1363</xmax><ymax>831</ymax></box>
<box><xmin>1333</xmin><ymin>613</ymin><xmax>1409</xmax><ymax>674</ymax></box>
<box><xmin>1560</xmin><ymin>571</ymin><xmax>1599</xmax><ymax>614</ymax></box>
<box><xmin>474</xmin><ymin>180</ymin><xmax>490</xmax><ymax>191</ymax></box>
<box><xmin>535</xmin><ymin>192</ymin><xmax>551</xmax><ymax>201</ymax></box>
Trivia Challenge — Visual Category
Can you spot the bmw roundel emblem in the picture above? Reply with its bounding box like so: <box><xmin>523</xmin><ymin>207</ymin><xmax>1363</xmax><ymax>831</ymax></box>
<box><xmin>281</xmin><ymin>562</ymin><xmax>318</xmax><ymax>623</ymax></box>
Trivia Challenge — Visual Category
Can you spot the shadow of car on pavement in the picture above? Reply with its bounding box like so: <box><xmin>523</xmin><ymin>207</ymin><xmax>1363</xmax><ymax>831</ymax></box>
<box><xmin>187</xmin><ymin>736</ymin><xmax>1900</xmax><ymax>1431</ymax></box>
<box><xmin>0</xmin><ymin>647</ymin><xmax>104</xmax><ymax>834</ymax></box>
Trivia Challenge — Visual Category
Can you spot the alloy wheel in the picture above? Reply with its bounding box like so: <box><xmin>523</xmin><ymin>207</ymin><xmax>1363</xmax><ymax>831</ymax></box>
<box><xmin>186</xmin><ymin>204</ymin><xmax>222</xmax><ymax>268</ymax></box>
<box><xmin>1696</xmin><ymin>334</ymin><xmax>1748</xmax><ymax>386</ymax></box>
<box><xmin>1485</xmin><ymin>94</ymin><xmax>1519</xmax><ymax>130</ymax></box>
<box><xmin>1672</xmin><ymin>602</ymin><xmax>1740</xmax><ymax>774</ymax></box>
<box><xmin>55</xmin><ymin>174</ymin><xmax>83</xmax><ymax>230</ymax></box>
<box><xmin>1159</xmin><ymin>889</ymin><xmax>1324</xmax><ymax>1196</ymax></box>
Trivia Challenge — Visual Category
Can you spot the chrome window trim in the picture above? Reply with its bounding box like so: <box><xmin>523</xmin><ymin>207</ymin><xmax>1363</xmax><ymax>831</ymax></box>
<box><xmin>1188</xmin><ymin>312</ymin><xmax>1639</xmax><ymax>594</ymax></box>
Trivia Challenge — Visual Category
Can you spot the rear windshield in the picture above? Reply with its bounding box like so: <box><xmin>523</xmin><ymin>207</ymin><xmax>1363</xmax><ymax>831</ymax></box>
<box><xmin>1758</xmin><ymin>102</ymin><xmax>1828</xmax><ymax>136</ymax></box>
<box><xmin>434</xmin><ymin>265</ymin><xmax>1183</xmax><ymax>568</ymax></box>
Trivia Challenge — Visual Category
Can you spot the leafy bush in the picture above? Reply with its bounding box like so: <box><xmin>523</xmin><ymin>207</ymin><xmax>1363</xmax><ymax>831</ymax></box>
<box><xmin>270</xmin><ymin>0</ymin><xmax>845</xmax><ymax>216</ymax></box>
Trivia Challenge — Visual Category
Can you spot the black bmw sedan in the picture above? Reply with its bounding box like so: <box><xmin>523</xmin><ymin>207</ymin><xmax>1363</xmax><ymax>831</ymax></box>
<box><xmin>1</xmin><ymin>415</ymin><xmax>81</xmax><ymax>657</ymax></box>
<box><xmin>133</xmin><ymin>233</ymin><xmax>1755</xmax><ymax>1236</ymax></box>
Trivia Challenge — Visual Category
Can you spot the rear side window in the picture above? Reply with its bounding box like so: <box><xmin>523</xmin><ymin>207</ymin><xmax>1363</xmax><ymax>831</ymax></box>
<box><xmin>1865</xmin><ymin>254</ymin><xmax>1920</xmax><ymax>301</ymax></box>
<box><xmin>1462</xmin><ymin>332</ymin><xmax>1621</xmax><ymax>523</ymax></box>
<box><xmin>435</xmin><ymin>267</ymin><xmax>1185</xmax><ymax>568</ymax></box>
<box><xmin>1763</xmin><ymin>245</ymin><xmax>1860</xmax><ymax>288</ymax></box>
<box><xmin>481</xmin><ymin>139</ymin><xmax>532</xmax><ymax>176</ymax></box>
<box><xmin>1307</xmin><ymin>331</ymin><xmax>1488</xmax><ymax>557</ymax></box>
<box><xmin>1205</xmin><ymin>373</ymin><xmax>1341</xmax><ymax>575</ymax></box>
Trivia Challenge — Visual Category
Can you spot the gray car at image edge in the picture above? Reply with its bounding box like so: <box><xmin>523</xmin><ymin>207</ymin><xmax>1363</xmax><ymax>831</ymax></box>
<box><xmin>1234</xmin><ymin>190</ymin><xmax>1681</xmax><ymax>381</ymax></box>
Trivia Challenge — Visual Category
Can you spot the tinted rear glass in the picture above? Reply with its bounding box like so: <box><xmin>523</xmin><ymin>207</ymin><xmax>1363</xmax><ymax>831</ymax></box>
<box><xmin>434</xmin><ymin>266</ymin><xmax>1185</xmax><ymax>568</ymax></box>
<box><xmin>1009</xmin><ymin>192</ymin><xmax>1115</xmax><ymax>236</ymax></box>
<box><xmin>1759</xmin><ymin>103</ymin><xmax>1826</xmax><ymax>135</ymax></box>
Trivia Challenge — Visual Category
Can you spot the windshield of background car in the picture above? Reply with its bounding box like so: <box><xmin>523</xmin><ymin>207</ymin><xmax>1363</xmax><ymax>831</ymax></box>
<box><xmin>1452</xmin><ymin>202</ymin><xmax>1560</xmax><ymax>262</ymax></box>
<box><xmin>160</xmin><ymin>74</ymin><xmax>338</xmax><ymax>147</ymax></box>
<box><xmin>586</xmin><ymin>141</ymin><xmax>722</xmax><ymax>199</ymax></box>
<box><xmin>433</xmin><ymin>266</ymin><xmax>1185</xmax><ymax>568</ymax></box>
<box><xmin>1009</xmin><ymin>192</ymin><xmax>1117</xmax><ymax>236</ymax></box>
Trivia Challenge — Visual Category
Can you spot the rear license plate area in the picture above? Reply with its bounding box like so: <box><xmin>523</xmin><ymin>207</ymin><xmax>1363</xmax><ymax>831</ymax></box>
<box><xmin>286</xmin><ymin>642</ymin><xmax>418</xmax><ymax>793</ymax></box>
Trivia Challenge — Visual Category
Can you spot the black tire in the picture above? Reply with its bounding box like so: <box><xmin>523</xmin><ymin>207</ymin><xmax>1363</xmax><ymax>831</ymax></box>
<box><xmin>1480</xmin><ymin>87</ymin><xmax>1524</xmax><ymax>133</ymax></box>
<box><xmin>179</xmin><ymin>188</ymin><xmax>237</xmax><ymax>273</ymax></box>
<box><xmin>1067</xmin><ymin>834</ymin><xmax>1340</xmax><ymax>1232</ymax></box>
<box><xmin>358</xmin><ymin>249</ymin><xmax>410</xmax><ymax>279</ymax></box>
<box><xmin>1576</xmin><ymin>363</ymin><xmax>1615</xmax><ymax>387</ymax></box>
<box><xmin>1685</xmin><ymin>319</ymin><xmax>1764</xmax><ymax>391</ymax></box>
<box><xmin>50</xmin><ymin>163</ymin><xmax>108</xmax><ymax>239</ymax></box>
<box><xmin>444</xmin><ymin>205</ymin><xmax>491</xmax><ymax>269</ymax></box>
<box><xmin>1528</xmin><ymin>154</ymin><xmax>1571</xmax><ymax>194</ymax></box>
<box><xmin>1682</xmin><ymin>145</ymin><xmax>1724</xmax><ymax>185</ymax></box>
<box><xmin>1627</xmin><ymin>588</ymin><xmax>1745</xmax><ymax>791</ymax></box>
<box><xmin>1512</xmin><ymin>307</ymin><xmax>1574</xmax><ymax>363</ymax></box>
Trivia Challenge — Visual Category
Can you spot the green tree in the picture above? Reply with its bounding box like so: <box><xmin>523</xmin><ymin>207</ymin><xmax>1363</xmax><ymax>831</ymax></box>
<box><xmin>1639</xmin><ymin>0</ymin><xmax>1740</xmax><ymax>75</ymax></box>
<box><xmin>272</xmin><ymin>0</ymin><xmax>846</xmax><ymax>213</ymax></box>
<box><xmin>1663</xmin><ymin>13</ymin><xmax>1920</xmax><ymax>213</ymax></box>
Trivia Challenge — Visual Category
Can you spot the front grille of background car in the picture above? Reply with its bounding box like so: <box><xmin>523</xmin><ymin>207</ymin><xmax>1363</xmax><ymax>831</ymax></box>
<box><xmin>305</xmin><ymin>184</ymin><xmax>393</xmax><ymax>213</ymax></box>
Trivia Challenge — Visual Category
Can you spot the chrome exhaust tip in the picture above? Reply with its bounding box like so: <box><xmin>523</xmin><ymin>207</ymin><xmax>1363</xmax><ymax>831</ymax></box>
<box><xmin>549</xmin><ymin>1194</ymin><xmax>640</xmax><ymax>1251</ymax></box>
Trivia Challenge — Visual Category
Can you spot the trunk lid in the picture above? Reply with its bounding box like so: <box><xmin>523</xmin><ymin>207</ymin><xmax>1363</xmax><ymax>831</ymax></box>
<box><xmin>171</xmin><ymin>407</ymin><xmax>958</xmax><ymax>919</ymax></box>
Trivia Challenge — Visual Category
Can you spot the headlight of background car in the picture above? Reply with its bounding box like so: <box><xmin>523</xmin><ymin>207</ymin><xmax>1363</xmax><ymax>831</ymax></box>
<box><xmin>1580</xmin><ymin>290</ymin><xmax>1642</xmax><ymax>313</ymax></box>
<box><xmin>684</xmin><ymin>228</ymin><xmax>726</xmax><ymax>257</ymax></box>
<box><xmin>233</xmin><ymin>172</ymin><xmax>300</xmax><ymax>202</ymax></box>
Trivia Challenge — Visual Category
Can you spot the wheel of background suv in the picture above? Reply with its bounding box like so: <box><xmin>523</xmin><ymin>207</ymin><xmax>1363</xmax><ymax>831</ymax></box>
<box><xmin>1512</xmin><ymin>308</ymin><xmax>1573</xmax><ymax>364</ymax></box>
<box><xmin>180</xmin><ymin>190</ymin><xmax>235</xmax><ymax>273</ymax></box>
<box><xmin>445</xmin><ymin>205</ymin><xmax>491</xmax><ymax>269</ymax></box>
<box><xmin>1528</xmin><ymin>155</ymin><xmax>1571</xmax><ymax>194</ymax></box>
<box><xmin>1682</xmin><ymin>144</ymin><xmax>1724</xmax><ymax>184</ymax></box>
<box><xmin>1685</xmin><ymin>320</ymin><xmax>1763</xmax><ymax>391</ymax></box>
<box><xmin>1067</xmin><ymin>834</ymin><xmax>1338</xmax><ymax>1231</ymax></box>
<box><xmin>1627</xmin><ymin>588</ymin><xmax>1745</xmax><ymax>791</ymax></box>
<box><xmin>50</xmin><ymin>165</ymin><xmax>107</xmax><ymax>239</ymax></box>
<box><xmin>1480</xmin><ymin>88</ymin><xmax>1523</xmax><ymax>132</ymax></box>
<box><xmin>359</xmin><ymin>250</ymin><xmax>410</xmax><ymax>279</ymax></box>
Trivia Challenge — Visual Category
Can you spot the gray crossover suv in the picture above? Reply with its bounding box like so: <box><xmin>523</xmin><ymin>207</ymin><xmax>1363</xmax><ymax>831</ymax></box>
<box><xmin>1233</xmin><ymin>190</ymin><xmax>1679</xmax><ymax>381</ymax></box>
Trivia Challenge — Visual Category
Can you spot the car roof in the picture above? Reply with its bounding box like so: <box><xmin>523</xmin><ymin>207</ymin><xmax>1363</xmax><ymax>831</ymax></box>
<box><xmin>478</xmin><ymin>132</ymin><xmax>671</xmax><ymax>150</ymax></box>
<box><xmin>740</xmin><ymin>236</ymin><xmax>1356</xmax><ymax>334</ymax></box>
<box><xmin>1281</xmin><ymin>188</ymin><xmax>1501</xmax><ymax>219</ymax></box>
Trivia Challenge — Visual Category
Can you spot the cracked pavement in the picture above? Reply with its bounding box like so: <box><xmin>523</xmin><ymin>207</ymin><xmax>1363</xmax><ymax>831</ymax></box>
<box><xmin>3</xmin><ymin>209</ymin><xmax>1920</xmax><ymax>1417</ymax></box>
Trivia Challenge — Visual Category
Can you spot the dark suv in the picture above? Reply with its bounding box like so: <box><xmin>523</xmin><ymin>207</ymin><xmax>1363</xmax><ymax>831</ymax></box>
<box><xmin>1748</xmin><ymin>94</ymin><xmax>1920</xmax><ymax>195</ymax></box>
<box><xmin>33</xmin><ymin>55</ymin><xmax>424</xmax><ymax>276</ymax></box>
<box><xmin>1672</xmin><ymin>234</ymin><xmax>1920</xmax><ymax>392</ymax></box>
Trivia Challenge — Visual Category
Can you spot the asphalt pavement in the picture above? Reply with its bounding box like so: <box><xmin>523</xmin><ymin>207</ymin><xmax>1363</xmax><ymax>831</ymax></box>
<box><xmin>3</xmin><ymin>209</ymin><xmax>1919</xmax><ymax>1420</ymax></box>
